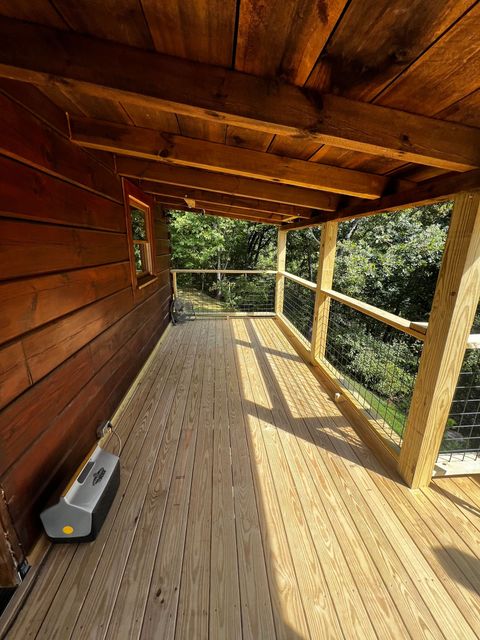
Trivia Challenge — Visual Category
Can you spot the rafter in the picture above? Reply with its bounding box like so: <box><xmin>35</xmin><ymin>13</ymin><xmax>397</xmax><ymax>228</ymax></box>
<box><xmin>138</xmin><ymin>180</ymin><xmax>312</xmax><ymax>218</ymax></box>
<box><xmin>0</xmin><ymin>17</ymin><xmax>479</xmax><ymax>171</ymax></box>
<box><xmin>117</xmin><ymin>159</ymin><xmax>339</xmax><ymax>210</ymax></box>
<box><xmin>158</xmin><ymin>197</ymin><xmax>285</xmax><ymax>221</ymax></box>
<box><xmin>282</xmin><ymin>169</ymin><xmax>480</xmax><ymax>230</ymax></box>
<box><xmin>159</xmin><ymin>204</ymin><xmax>281</xmax><ymax>225</ymax></box>
<box><xmin>70</xmin><ymin>116</ymin><xmax>386</xmax><ymax>199</ymax></box>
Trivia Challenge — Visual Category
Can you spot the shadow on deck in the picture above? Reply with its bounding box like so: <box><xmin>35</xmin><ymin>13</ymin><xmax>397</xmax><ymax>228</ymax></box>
<box><xmin>4</xmin><ymin>318</ymin><xmax>480</xmax><ymax>639</ymax></box>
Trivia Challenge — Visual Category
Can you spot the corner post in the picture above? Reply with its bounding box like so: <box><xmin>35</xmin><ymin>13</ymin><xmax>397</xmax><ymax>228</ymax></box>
<box><xmin>275</xmin><ymin>228</ymin><xmax>287</xmax><ymax>316</ymax></box>
<box><xmin>311</xmin><ymin>222</ymin><xmax>338</xmax><ymax>364</ymax></box>
<box><xmin>399</xmin><ymin>191</ymin><xmax>480</xmax><ymax>488</ymax></box>
<box><xmin>172</xmin><ymin>271</ymin><xmax>178</xmax><ymax>298</ymax></box>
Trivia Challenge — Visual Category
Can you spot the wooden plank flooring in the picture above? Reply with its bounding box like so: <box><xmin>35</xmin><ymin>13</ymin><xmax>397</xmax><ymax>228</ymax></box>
<box><xmin>4</xmin><ymin>318</ymin><xmax>480</xmax><ymax>640</ymax></box>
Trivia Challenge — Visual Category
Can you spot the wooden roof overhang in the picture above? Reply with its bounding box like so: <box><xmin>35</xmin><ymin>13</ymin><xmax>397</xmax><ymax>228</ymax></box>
<box><xmin>0</xmin><ymin>2</ymin><xmax>479</xmax><ymax>226</ymax></box>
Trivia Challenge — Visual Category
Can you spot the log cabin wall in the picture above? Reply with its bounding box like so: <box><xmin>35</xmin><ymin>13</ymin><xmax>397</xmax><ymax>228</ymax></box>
<box><xmin>0</xmin><ymin>83</ymin><xmax>172</xmax><ymax>581</ymax></box>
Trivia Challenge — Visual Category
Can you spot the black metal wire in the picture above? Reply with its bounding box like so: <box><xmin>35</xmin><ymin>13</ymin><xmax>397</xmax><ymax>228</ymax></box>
<box><xmin>439</xmin><ymin>350</ymin><xmax>480</xmax><ymax>463</ymax></box>
<box><xmin>282</xmin><ymin>279</ymin><xmax>315</xmax><ymax>342</ymax></box>
<box><xmin>318</xmin><ymin>300</ymin><xmax>422</xmax><ymax>446</ymax></box>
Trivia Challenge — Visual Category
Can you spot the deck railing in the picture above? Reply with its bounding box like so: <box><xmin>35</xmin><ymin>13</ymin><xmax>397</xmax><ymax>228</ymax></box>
<box><xmin>171</xmin><ymin>258</ymin><xmax>480</xmax><ymax>476</ymax></box>
<box><xmin>275</xmin><ymin>267</ymin><xmax>425</xmax><ymax>452</ymax></box>
<box><xmin>437</xmin><ymin>337</ymin><xmax>480</xmax><ymax>472</ymax></box>
<box><xmin>171</xmin><ymin>269</ymin><xmax>276</xmax><ymax>316</ymax></box>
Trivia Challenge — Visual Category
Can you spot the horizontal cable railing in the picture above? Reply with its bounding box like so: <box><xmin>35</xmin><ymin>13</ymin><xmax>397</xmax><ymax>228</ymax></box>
<box><xmin>318</xmin><ymin>300</ymin><xmax>423</xmax><ymax>447</ymax></box>
<box><xmin>172</xmin><ymin>269</ymin><xmax>276</xmax><ymax>316</ymax></box>
<box><xmin>438</xmin><ymin>342</ymin><xmax>480</xmax><ymax>465</ymax></box>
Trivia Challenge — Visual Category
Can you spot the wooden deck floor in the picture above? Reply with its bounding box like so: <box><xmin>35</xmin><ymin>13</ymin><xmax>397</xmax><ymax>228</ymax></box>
<box><xmin>4</xmin><ymin>318</ymin><xmax>480</xmax><ymax>639</ymax></box>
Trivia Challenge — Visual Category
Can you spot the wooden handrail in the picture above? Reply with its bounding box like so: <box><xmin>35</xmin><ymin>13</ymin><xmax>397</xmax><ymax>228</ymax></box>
<box><xmin>412</xmin><ymin>323</ymin><xmax>480</xmax><ymax>349</ymax></box>
<box><xmin>279</xmin><ymin>271</ymin><xmax>317</xmax><ymax>291</ymax></box>
<box><xmin>171</xmin><ymin>269</ymin><xmax>277</xmax><ymax>274</ymax></box>
<box><xmin>321</xmin><ymin>288</ymin><xmax>427</xmax><ymax>341</ymax></box>
<box><xmin>467</xmin><ymin>334</ymin><xmax>480</xmax><ymax>349</ymax></box>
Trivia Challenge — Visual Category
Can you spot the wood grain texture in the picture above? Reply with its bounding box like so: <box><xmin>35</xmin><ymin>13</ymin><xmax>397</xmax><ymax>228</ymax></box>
<box><xmin>399</xmin><ymin>191</ymin><xmax>480</xmax><ymax>487</ymax></box>
<box><xmin>0</xmin><ymin>91</ymin><xmax>122</xmax><ymax>201</ymax></box>
<box><xmin>52</xmin><ymin>0</ymin><xmax>154</xmax><ymax>49</ymax></box>
<box><xmin>117</xmin><ymin>159</ymin><xmax>339</xmax><ymax>210</ymax></box>
<box><xmin>0</xmin><ymin>261</ymin><xmax>131</xmax><ymax>345</ymax></box>
<box><xmin>5</xmin><ymin>319</ymin><xmax>480</xmax><ymax>638</ymax></box>
<box><xmin>306</xmin><ymin>0</ymin><xmax>476</xmax><ymax>101</ymax></box>
<box><xmin>1</xmin><ymin>18</ymin><xmax>478</xmax><ymax>173</ymax></box>
<box><xmin>275</xmin><ymin>229</ymin><xmax>287</xmax><ymax>315</ymax></box>
<box><xmin>311</xmin><ymin>222</ymin><xmax>338</xmax><ymax>363</ymax></box>
<box><xmin>70</xmin><ymin>116</ymin><xmax>387</xmax><ymax>199</ymax></box>
<box><xmin>0</xmin><ymin>97</ymin><xmax>171</xmax><ymax>581</ymax></box>
<box><xmin>235</xmin><ymin>0</ymin><xmax>347</xmax><ymax>84</ymax></box>
<box><xmin>0</xmin><ymin>156</ymin><xmax>125</xmax><ymax>231</ymax></box>
<box><xmin>0</xmin><ymin>219</ymin><xmax>128</xmax><ymax>280</ymax></box>
<box><xmin>283</xmin><ymin>168</ymin><xmax>480</xmax><ymax>229</ymax></box>
<box><xmin>139</xmin><ymin>181</ymin><xmax>313</xmax><ymax>218</ymax></box>
<box><xmin>141</xmin><ymin>0</ymin><xmax>237</xmax><ymax>66</ymax></box>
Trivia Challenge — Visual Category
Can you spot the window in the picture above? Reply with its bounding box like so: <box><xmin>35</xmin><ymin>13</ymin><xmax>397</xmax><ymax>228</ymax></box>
<box><xmin>123</xmin><ymin>180</ymin><xmax>157</xmax><ymax>290</ymax></box>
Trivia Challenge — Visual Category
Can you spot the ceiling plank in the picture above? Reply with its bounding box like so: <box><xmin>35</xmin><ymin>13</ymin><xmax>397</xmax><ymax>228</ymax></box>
<box><xmin>283</xmin><ymin>169</ymin><xmax>480</xmax><ymax>229</ymax></box>
<box><xmin>117</xmin><ymin>159</ymin><xmax>339</xmax><ymax>210</ymax></box>
<box><xmin>139</xmin><ymin>181</ymin><xmax>313</xmax><ymax>218</ymax></box>
<box><xmin>0</xmin><ymin>17</ymin><xmax>478</xmax><ymax>171</ymax></box>
<box><xmin>70</xmin><ymin>116</ymin><xmax>386</xmax><ymax>198</ymax></box>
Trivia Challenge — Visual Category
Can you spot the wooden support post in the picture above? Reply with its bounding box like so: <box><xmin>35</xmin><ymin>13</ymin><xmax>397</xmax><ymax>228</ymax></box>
<box><xmin>311</xmin><ymin>222</ymin><xmax>338</xmax><ymax>364</ymax></box>
<box><xmin>275</xmin><ymin>229</ymin><xmax>287</xmax><ymax>315</ymax></box>
<box><xmin>171</xmin><ymin>271</ymin><xmax>178</xmax><ymax>299</ymax></box>
<box><xmin>399</xmin><ymin>191</ymin><xmax>480</xmax><ymax>488</ymax></box>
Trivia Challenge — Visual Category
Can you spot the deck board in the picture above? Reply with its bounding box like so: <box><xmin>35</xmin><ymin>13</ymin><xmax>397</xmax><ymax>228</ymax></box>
<box><xmin>4</xmin><ymin>318</ymin><xmax>480</xmax><ymax>640</ymax></box>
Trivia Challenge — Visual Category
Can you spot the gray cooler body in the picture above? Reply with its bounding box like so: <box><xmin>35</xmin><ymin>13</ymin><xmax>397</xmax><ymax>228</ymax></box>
<box><xmin>40</xmin><ymin>446</ymin><xmax>120</xmax><ymax>542</ymax></box>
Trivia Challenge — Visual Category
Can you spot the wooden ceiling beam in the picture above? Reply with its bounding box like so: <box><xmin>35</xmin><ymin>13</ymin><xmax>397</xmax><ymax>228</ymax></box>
<box><xmin>159</xmin><ymin>204</ymin><xmax>281</xmax><ymax>225</ymax></box>
<box><xmin>70</xmin><ymin>116</ymin><xmax>386</xmax><ymax>198</ymax></box>
<box><xmin>282</xmin><ymin>168</ymin><xmax>480</xmax><ymax>230</ymax></box>
<box><xmin>0</xmin><ymin>17</ymin><xmax>479</xmax><ymax>171</ymax></box>
<box><xmin>117</xmin><ymin>159</ymin><xmax>339</xmax><ymax>210</ymax></box>
<box><xmin>158</xmin><ymin>197</ymin><xmax>285</xmax><ymax>222</ymax></box>
<box><xmin>137</xmin><ymin>180</ymin><xmax>313</xmax><ymax>218</ymax></box>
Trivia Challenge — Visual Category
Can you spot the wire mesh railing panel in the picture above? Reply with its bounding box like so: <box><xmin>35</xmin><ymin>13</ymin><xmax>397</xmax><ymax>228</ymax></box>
<box><xmin>176</xmin><ymin>272</ymin><xmax>275</xmax><ymax>315</ymax></box>
<box><xmin>319</xmin><ymin>300</ymin><xmax>422</xmax><ymax>447</ymax></box>
<box><xmin>282</xmin><ymin>278</ymin><xmax>315</xmax><ymax>343</ymax></box>
<box><xmin>438</xmin><ymin>348</ymin><xmax>480</xmax><ymax>463</ymax></box>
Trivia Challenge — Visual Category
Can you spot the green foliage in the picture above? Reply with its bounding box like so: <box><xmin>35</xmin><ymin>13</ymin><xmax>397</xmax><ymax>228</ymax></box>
<box><xmin>333</xmin><ymin>203</ymin><xmax>452</xmax><ymax>321</ymax></box>
<box><xmin>169</xmin><ymin>210</ymin><xmax>276</xmax><ymax>270</ymax></box>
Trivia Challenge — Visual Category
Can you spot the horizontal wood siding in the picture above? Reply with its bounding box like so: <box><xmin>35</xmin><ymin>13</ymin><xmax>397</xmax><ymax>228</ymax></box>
<box><xmin>0</xmin><ymin>92</ymin><xmax>172</xmax><ymax>580</ymax></box>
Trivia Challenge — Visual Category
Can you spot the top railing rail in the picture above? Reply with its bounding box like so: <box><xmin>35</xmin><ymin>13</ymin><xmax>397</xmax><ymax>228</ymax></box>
<box><xmin>171</xmin><ymin>268</ymin><xmax>277</xmax><ymax>274</ymax></box>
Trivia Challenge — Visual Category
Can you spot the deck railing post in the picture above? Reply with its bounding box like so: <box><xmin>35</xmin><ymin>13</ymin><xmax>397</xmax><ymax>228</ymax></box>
<box><xmin>311</xmin><ymin>222</ymin><xmax>338</xmax><ymax>364</ymax></box>
<box><xmin>399</xmin><ymin>191</ymin><xmax>480</xmax><ymax>488</ymax></box>
<box><xmin>275</xmin><ymin>228</ymin><xmax>287</xmax><ymax>315</ymax></box>
<box><xmin>172</xmin><ymin>271</ymin><xmax>178</xmax><ymax>298</ymax></box>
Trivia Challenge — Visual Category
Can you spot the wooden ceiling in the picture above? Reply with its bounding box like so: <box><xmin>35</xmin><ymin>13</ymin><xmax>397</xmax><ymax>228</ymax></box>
<box><xmin>0</xmin><ymin>1</ymin><xmax>479</xmax><ymax>225</ymax></box>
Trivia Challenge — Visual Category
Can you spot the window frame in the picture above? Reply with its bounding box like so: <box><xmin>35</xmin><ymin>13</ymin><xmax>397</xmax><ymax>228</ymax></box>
<box><xmin>123</xmin><ymin>180</ymin><xmax>158</xmax><ymax>293</ymax></box>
